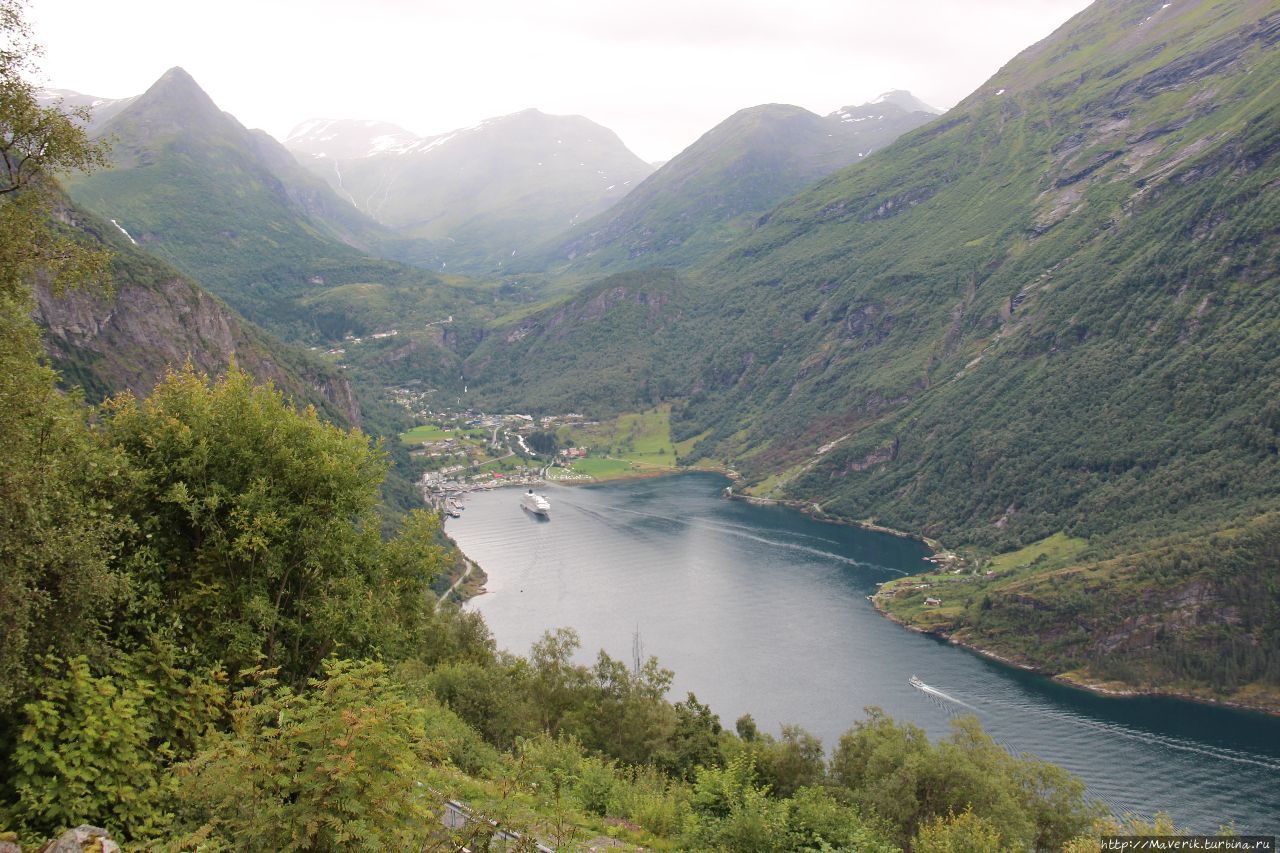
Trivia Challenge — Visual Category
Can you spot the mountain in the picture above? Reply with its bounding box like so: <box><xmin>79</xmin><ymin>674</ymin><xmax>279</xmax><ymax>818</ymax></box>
<box><xmin>286</xmin><ymin>109</ymin><xmax>655</xmax><ymax>271</ymax></box>
<box><xmin>60</xmin><ymin>70</ymin><xmax>372</xmax><ymax>300</ymax></box>
<box><xmin>56</xmin><ymin>68</ymin><xmax>491</xmax><ymax>386</ymax></box>
<box><xmin>462</xmin><ymin>268</ymin><xmax>690</xmax><ymax>414</ymax></box>
<box><xmin>34</xmin><ymin>194</ymin><xmax>360</xmax><ymax>424</ymax></box>
<box><xmin>527</xmin><ymin>95</ymin><xmax>939</xmax><ymax>280</ymax></box>
<box><xmin>466</xmin><ymin>0</ymin><xmax>1280</xmax><ymax>709</ymax></box>
<box><xmin>284</xmin><ymin>118</ymin><xmax>420</xmax><ymax>162</ymax></box>
<box><xmin>34</xmin><ymin>87</ymin><xmax>136</xmax><ymax>135</ymax></box>
<box><xmin>855</xmin><ymin>89</ymin><xmax>940</xmax><ymax>115</ymax></box>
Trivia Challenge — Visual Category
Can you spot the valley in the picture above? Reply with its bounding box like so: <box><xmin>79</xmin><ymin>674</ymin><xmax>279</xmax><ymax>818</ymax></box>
<box><xmin>44</xmin><ymin>0</ymin><xmax>1280</xmax><ymax>716</ymax></box>
<box><xmin>6</xmin><ymin>0</ymin><xmax>1279</xmax><ymax>844</ymax></box>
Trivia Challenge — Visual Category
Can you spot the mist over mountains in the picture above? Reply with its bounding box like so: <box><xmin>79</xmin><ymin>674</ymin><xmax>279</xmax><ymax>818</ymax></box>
<box><xmin>285</xmin><ymin>109</ymin><xmax>655</xmax><ymax>272</ymax></box>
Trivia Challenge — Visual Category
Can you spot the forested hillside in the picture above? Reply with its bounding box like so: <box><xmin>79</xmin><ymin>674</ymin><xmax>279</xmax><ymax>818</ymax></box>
<box><xmin>32</xmin><ymin>195</ymin><xmax>359</xmax><ymax>421</ymax></box>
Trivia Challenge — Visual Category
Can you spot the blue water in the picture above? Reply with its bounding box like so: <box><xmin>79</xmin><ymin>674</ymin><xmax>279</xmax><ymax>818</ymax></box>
<box><xmin>448</xmin><ymin>472</ymin><xmax>1280</xmax><ymax>833</ymax></box>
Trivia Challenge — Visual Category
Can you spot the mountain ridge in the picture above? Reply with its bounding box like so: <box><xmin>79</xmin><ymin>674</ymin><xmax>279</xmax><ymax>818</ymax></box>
<box><xmin>57</xmin><ymin>66</ymin><xmax>485</xmax><ymax>352</ymax></box>
<box><xmin>525</xmin><ymin>93</ymin><xmax>939</xmax><ymax>280</ymax></box>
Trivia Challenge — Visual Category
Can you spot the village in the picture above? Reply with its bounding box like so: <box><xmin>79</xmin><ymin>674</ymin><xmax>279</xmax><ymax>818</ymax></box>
<box><xmin>388</xmin><ymin>388</ymin><xmax>689</xmax><ymax>516</ymax></box>
<box><xmin>389</xmin><ymin>386</ymin><xmax>602</xmax><ymax>515</ymax></box>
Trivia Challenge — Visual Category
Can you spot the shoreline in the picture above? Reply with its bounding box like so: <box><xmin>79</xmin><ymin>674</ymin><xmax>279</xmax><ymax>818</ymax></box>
<box><xmin>871</xmin><ymin>595</ymin><xmax>1280</xmax><ymax>718</ymax></box>
<box><xmin>725</xmin><ymin>487</ymin><xmax>942</xmax><ymax>551</ymax></box>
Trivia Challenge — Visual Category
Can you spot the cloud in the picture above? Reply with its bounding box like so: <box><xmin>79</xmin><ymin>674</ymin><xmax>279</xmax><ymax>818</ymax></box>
<box><xmin>28</xmin><ymin>0</ymin><xmax>1091</xmax><ymax>161</ymax></box>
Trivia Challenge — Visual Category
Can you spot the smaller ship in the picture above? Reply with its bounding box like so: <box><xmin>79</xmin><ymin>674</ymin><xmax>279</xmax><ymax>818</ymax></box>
<box><xmin>908</xmin><ymin>675</ymin><xmax>925</xmax><ymax>690</ymax></box>
<box><xmin>521</xmin><ymin>489</ymin><xmax>551</xmax><ymax>517</ymax></box>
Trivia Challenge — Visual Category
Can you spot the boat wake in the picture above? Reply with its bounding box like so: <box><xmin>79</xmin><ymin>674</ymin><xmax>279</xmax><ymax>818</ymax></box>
<box><xmin>995</xmin><ymin>697</ymin><xmax>1280</xmax><ymax>773</ymax></box>
<box><xmin>561</xmin><ymin>499</ymin><xmax>901</xmax><ymax>573</ymax></box>
<box><xmin>909</xmin><ymin>676</ymin><xmax>980</xmax><ymax>711</ymax></box>
<box><xmin>912</xmin><ymin>681</ymin><xmax>1280</xmax><ymax>774</ymax></box>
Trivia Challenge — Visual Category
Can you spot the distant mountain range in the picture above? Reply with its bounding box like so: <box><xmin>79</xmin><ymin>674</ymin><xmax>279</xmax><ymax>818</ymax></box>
<box><xmin>51</xmin><ymin>74</ymin><xmax>936</xmax><ymax>284</ymax></box>
<box><xmin>58</xmin><ymin>68</ymin><xmax>478</xmax><ymax>341</ymax></box>
<box><xmin>35</xmin><ymin>87</ymin><xmax>135</xmax><ymax>135</ymax></box>
<box><xmin>529</xmin><ymin>91</ymin><xmax>940</xmax><ymax>279</ymax></box>
<box><xmin>286</xmin><ymin>110</ymin><xmax>656</xmax><ymax>271</ymax></box>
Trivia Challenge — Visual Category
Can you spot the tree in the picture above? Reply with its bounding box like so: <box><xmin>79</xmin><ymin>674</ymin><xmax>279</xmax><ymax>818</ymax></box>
<box><xmin>526</xmin><ymin>429</ymin><xmax>559</xmax><ymax>456</ymax></box>
<box><xmin>567</xmin><ymin>649</ymin><xmax>677</xmax><ymax>767</ymax></box>
<box><xmin>101</xmin><ymin>365</ymin><xmax>446</xmax><ymax>683</ymax></box>
<box><xmin>829</xmin><ymin>709</ymin><xmax>1101</xmax><ymax>849</ymax></box>
<box><xmin>0</xmin><ymin>0</ymin><xmax>109</xmax><ymax>303</ymax></box>
<box><xmin>785</xmin><ymin>787</ymin><xmax>897</xmax><ymax>853</ymax></box>
<box><xmin>4</xmin><ymin>650</ymin><xmax>225</xmax><ymax>843</ymax></box>
<box><xmin>686</xmin><ymin>753</ymin><xmax>789</xmax><ymax>852</ymax></box>
<box><xmin>667</xmin><ymin>692</ymin><xmax>724</xmax><ymax>779</ymax></box>
<box><xmin>764</xmin><ymin>724</ymin><xmax>825</xmax><ymax>798</ymax></box>
<box><xmin>0</xmin><ymin>0</ymin><xmax>121</xmax><ymax>713</ymax></box>
<box><xmin>912</xmin><ymin>808</ymin><xmax>1004</xmax><ymax>853</ymax></box>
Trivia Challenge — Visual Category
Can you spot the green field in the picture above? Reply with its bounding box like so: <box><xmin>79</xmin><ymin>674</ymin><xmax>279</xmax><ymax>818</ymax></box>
<box><xmin>881</xmin><ymin>532</ymin><xmax>1091</xmax><ymax>619</ymax></box>
<box><xmin>400</xmin><ymin>424</ymin><xmax>454</xmax><ymax>444</ymax></box>
<box><xmin>568</xmin><ymin>457</ymin><xmax>637</xmax><ymax>479</ymax></box>
<box><xmin>476</xmin><ymin>455</ymin><xmax>526</xmax><ymax>473</ymax></box>
<box><xmin>553</xmin><ymin>405</ymin><xmax>687</xmax><ymax>481</ymax></box>
<box><xmin>563</xmin><ymin>406</ymin><xmax>677</xmax><ymax>467</ymax></box>
<box><xmin>984</xmin><ymin>532</ymin><xmax>1090</xmax><ymax>574</ymax></box>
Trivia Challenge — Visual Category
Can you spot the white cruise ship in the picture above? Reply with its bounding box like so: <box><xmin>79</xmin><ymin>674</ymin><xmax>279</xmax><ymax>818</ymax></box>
<box><xmin>521</xmin><ymin>489</ymin><xmax>551</xmax><ymax>517</ymax></box>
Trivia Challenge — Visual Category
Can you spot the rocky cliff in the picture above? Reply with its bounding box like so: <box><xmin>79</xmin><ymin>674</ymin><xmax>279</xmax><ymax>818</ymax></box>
<box><xmin>33</xmin><ymin>201</ymin><xmax>360</xmax><ymax>425</ymax></box>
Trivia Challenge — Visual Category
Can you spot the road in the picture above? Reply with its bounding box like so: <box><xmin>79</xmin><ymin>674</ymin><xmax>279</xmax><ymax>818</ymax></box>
<box><xmin>439</xmin><ymin>558</ymin><xmax>475</xmax><ymax>604</ymax></box>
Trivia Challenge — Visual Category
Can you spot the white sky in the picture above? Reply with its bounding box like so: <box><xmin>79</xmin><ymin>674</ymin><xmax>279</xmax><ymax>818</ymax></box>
<box><xmin>27</xmin><ymin>0</ymin><xmax>1092</xmax><ymax>162</ymax></box>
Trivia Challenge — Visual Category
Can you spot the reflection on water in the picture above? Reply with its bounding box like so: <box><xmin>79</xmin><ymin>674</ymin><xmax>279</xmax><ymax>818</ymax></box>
<box><xmin>448</xmin><ymin>472</ymin><xmax>1280</xmax><ymax>833</ymax></box>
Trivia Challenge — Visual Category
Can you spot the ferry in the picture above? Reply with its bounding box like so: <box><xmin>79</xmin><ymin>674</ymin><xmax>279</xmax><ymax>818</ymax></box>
<box><xmin>521</xmin><ymin>489</ymin><xmax>551</xmax><ymax>517</ymax></box>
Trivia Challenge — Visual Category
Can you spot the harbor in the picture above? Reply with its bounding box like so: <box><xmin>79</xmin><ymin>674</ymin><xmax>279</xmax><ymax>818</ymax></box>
<box><xmin>421</xmin><ymin>469</ymin><xmax>547</xmax><ymax>517</ymax></box>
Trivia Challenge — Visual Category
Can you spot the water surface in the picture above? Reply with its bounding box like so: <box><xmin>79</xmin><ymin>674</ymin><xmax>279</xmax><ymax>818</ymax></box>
<box><xmin>448</xmin><ymin>473</ymin><xmax>1280</xmax><ymax>833</ymax></box>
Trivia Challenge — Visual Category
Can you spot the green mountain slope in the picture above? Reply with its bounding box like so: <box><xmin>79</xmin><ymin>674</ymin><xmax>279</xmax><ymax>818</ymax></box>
<box><xmin>467</xmin><ymin>0</ymin><xmax>1280</xmax><ymax>707</ymax></box>
<box><xmin>463</xmin><ymin>268</ymin><xmax>691</xmax><ymax>414</ymax></box>
<box><xmin>532</xmin><ymin>96</ymin><xmax>938</xmax><ymax>280</ymax></box>
<box><xmin>286</xmin><ymin>110</ymin><xmax>655</xmax><ymax>272</ymax></box>
<box><xmin>686</xmin><ymin>0</ymin><xmax>1280</xmax><ymax>544</ymax></box>
<box><xmin>59</xmin><ymin>69</ymin><xmax>470</xmax><ymax>343</ymax></box>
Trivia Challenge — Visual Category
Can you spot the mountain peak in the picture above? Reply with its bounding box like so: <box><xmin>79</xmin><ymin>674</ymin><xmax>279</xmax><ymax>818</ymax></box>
<box><xmin>868</xmin><ymin>90</ymin><xmax>941</xmax><ymax>114</ymax></box>
<box><xmin>157</xmin><ymin>66</ymin><xmax>196</xmax><ymax>85</ymax></box>
<box><xmin>147</xmin><ymin>66</ymin><xmax>212</xmax><ymax>101</ymax></box>
<box><xmin>286</xmin><ymin>118</ymin><xmax>419</xmax><ymax>159</ymax></box>
<box><xmin>135</xmin><ymin>66</ymin><xmax>222</xmax><ymax>119</ymax></box>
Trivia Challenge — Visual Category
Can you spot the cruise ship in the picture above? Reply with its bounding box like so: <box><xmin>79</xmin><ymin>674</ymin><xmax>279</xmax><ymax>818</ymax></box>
<box><xmin>521</xmin><ymin>489</ymin><xmax>551</xmax><ymax>517</ymax></box>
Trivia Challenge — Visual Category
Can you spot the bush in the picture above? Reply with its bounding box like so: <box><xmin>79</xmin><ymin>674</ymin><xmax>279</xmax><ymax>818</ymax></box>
<box><xmin>174</xmin><ymin>659</ymin><xmax>445</xmax><ymax>851</ymax></box>
<box><xmin>4</xmin><ymin>652</ymin><xmax>223</xmax><ymax>843</ymax></box>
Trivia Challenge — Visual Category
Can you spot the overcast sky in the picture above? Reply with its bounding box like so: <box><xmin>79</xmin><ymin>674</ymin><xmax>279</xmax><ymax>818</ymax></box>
<box><xmin>28</xmin><ymin>0</ymin><xmax>1092</xmax><ymax>162</ymax></box>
